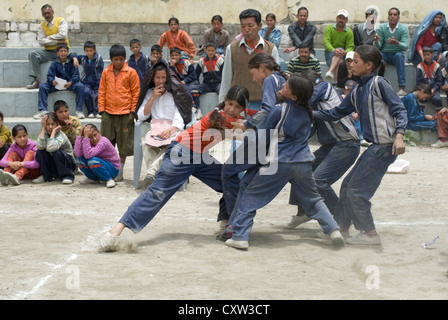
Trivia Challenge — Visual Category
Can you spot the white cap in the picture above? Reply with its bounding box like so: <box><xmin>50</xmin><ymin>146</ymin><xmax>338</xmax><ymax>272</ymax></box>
<box><xmin>337</xmin><ymin>9</ymin><xmax>348</xmax><ymax>18</ymax></box>
<box><xmin>345</xmin><ymin>51</ymin><xmax>354</xmax><ymax>60</ymax></box>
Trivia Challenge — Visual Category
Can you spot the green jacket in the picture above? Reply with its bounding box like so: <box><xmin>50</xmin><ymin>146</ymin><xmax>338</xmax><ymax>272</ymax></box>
<box><xmin>324</xmin><ymin>24</ymin><xmax>354</xmax><ymax>53</ymax></box>
<box><xmin>374</xmin><ymin>22</ymin><xmax>409</xmax><ymax>53</ymax></box>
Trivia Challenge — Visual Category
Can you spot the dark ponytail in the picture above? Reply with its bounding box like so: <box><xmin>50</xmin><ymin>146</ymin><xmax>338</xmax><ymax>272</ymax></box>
<box><xmin>287</xmin><ymin>75</ymin><xmax>314</xmax><ymax>121</ymax></box>
<box><xmin>248</xmin><ymin>52</ymin><xmax>288</xmax><ymax>81</ymax></box>
<box><xmin>355</xmin><ymin>45</ymin><xmax>386</xmax><ymax>76</ymax></box>
<box><xmin>208</xmin><ymin>85</ymin><xmax>250</xmax><ymax>129</ymax></box>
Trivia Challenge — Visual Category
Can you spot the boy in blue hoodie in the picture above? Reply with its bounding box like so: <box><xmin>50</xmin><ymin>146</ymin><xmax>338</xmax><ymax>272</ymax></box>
<box><xmin>78</xmin><ymin>41</ymin><xmax>104</xmax><ymax>119</ymax></box>
<box><xmin>128</xmin><ymin>39</ymin><xmax>150</xmax><ymax>85</ymax></box>
<box><xmin>34</xmin><ymin>44</ymin><xmax>84</xmax><ymax>119</ymax></box>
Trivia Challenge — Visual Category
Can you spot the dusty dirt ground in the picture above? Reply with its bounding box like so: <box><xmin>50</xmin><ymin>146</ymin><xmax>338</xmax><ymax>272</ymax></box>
<box><xmin>0</xmin><ymin>141</ymin><xmax>447</xmax><ymax>301</ymax></box>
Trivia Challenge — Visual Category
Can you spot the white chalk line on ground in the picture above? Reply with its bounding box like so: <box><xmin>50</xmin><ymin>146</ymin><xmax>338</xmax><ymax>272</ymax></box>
<box><xmin>13</xmin><ymin>225</ymin><xmax>112</xmax><ymax>300</ymax></box>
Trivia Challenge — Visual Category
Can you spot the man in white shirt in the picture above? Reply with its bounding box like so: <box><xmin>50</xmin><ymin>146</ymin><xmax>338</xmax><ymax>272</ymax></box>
<box><xmin>27</xmin><ymin>4</ymin><xmax>69</xmax><ymax>89</ymax></box>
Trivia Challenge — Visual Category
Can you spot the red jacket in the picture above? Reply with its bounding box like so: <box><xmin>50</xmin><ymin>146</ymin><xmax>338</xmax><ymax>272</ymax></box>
<box><xmin>98</xmin><ymin>63</ymin><xmax>140</xmax><ymax>115</ymax></box>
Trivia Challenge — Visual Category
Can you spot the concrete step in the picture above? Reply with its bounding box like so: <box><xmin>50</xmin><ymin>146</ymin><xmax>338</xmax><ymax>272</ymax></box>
<box><xmin>3</xmin><ymin>117</ymin><xmax>101</xmax><ymax>137</ymax></box>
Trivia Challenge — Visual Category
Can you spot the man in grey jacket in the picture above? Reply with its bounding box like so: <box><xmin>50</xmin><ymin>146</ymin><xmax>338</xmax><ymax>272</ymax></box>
<box><xmin>284</xmin><ymin>7</ymin><xmax>317</xmax><ymax>57</ymax></box>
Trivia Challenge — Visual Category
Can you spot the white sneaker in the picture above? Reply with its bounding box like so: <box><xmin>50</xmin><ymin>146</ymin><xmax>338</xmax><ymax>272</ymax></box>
<box><xmin>100</xmin><ymin>231</ymin><xmax>120</xmax><ymax>252</ymax></box>
<box><xmin>431</xmin><ymin>140</ymin><xmax>448</xmax><ymax>148</ymax></box>
<box><xmin>196</xmin><ymin>109</ymin><xmax>203</xmax><ymax>119</ymax></box>
<box><xmin>0</xmin><ymin>169</ymin><xmax>8</xmax><ymax>186</ymax></box>
<box><xmin>76</xmin><ymin>111</ymin><xmax>85</xmax><ymax>119</ymax></box>
<box><xmin>325</xmin><ymin>71</ymin><xmax>334</xmax><ymax>81</ymax></box>
<box><xmin>87</xmin><ymin>113</ymin><xmax>94</xmax><ymax>118</ymax></box>
<box><xmin>346</xmin><ymin>232</ymin><xmax>382</xmax><ymax>245</ymax></box>
<box><xmin>106</xmin><ymin>179</ymin><xmax>116</xmax><ymax>188</ymax></box>
<box><xmin>396</xmin><ymin>89</ymin><xmax>407</xmax><ymax>96</ymax></box>
<box><xmin>285</xmin><ymin>215</ymin><xmax>311</xmax><ymax>229</ymax></box>
<box><xmin>329</xmin><ymin>230</ymin><xmax>345</xmax><ymax>246</ymax></box>
<box><xmin>225</xmin><ymin>238</ymin><xmax>249</xmax><ymax>250</ymax></box>
<box><xmin>32</xmin><ymin>175</ymin><xmax>45</xmax><ymax>184</ymax></box>
<box><xmin>95</xmin><ymin>114</ymin><xmax>102</xmax><ymax>119</ymax></box>
<box><xmin>4</xmin><ymin>172</ymin><xmax>20</xmax><ymax>185</ymax></box>
<box><xmin>62</xmin><ymin>178</ymin><xmax>73</xmax><ymax>184</ymax></box>
<box><xmin>80</xmin><ymin>178</ymin><xmax>100</xmax><ymax>184</ymax></box>
<box><xmin>33</xmin><ymin>110</ymin><xmax>48</xmax><ymax>119</ymax></box>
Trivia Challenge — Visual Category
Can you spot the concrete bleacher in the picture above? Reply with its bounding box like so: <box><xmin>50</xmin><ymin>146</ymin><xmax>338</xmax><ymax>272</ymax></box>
<box><xmin>0</xmin><ymin>46</ymin><xmax>444</xmax><ymax>144</ymax></box>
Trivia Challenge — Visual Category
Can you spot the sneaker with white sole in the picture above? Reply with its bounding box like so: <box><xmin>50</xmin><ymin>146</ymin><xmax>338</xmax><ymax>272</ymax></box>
<box><xmin>76</xmin><ymin>111</ymin><xmax>85</xmax><ymax>119</ymax></box>
<box><xmin>87</xmin><ymin>113</ymin><xmax>95</xmax><ymax>118</ymax></box>
<box><xmin>106</xmin><ymin>179</ymin><xmax>116</xmax><ymax>188</ymax></box>
<box><xmin>325</xmin><ymin>71</ymin><xmax>334</xmax><ymax>81</ymax></box>
<box><xmin>285</xmin><ymin>214</ymin><xmax>311</xmax><ymax>229</ymax></box>
<box><xmin>33</xmin><ymin>110</ymin><xmax>48</xmax><ymax>119</ymax></box>
<box><xmin>0</xmin><ymin>169</ymin><xmax>8</xmax><ymax>186</ymax></box>
<box><xmin>5</xmin><ymin>172</ymin><xmax>20</xmax><ymax>185</ymax></box>
<box><xmin>329</xmin><ymin>230</ymin><xmax>345</xmax><ymax>246</ymax></box>
<box><xmin>95</xmin><ymin>114</ymin><xmax>102</xmax><ymax>119</ymax></box>
<box><xmin>431</xmin><ymin>140</ymin><xmax>448</xmax><ymax>148</ymax></box>
<box><xmin>346</xmin><ymin>232</ymin><xmax>381</xmax><ymax>245</ymax></box>
<box><xmin>225</xmin><ymin>238</ymin><xmax>249</xmax><ymax>250</ymax></box>
<box><xmin>62</xmin><ymin>178</ymin><xmax>73</xmax><ymax>184</ymax></box>
<box><xmin>32</xmin><ymin>175</ymin><xmax>45</xmax><ymax>184</ymax></box>
<box><xmin>396</xmin><ymin>89</ymin><xmax>407</xmax><ymax>96</ymax></box>
<box><xmin>100</xmin><ymin>231</ymin><xmax>120</xmax><ymax>252</ymax></box>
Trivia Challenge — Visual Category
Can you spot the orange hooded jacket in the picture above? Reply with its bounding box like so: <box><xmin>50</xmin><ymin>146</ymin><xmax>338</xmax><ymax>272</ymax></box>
<box><xmin>98</xmin><ymin>62</ymin><xmax>140</xmax><ymax>115</ymax></box>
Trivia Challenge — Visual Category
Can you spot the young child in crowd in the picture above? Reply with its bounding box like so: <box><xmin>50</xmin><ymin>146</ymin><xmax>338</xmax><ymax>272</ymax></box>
<box><xmin>78</xmin><ymin>41</ymin><xmax>104</xmax><ymax>118</ymax></box>
<box><xmin>148</xmin><ymin>44</ymin><xmax>169</xmax><ymax>69</ymax></box>
<box><xmin>128</xmin><ymin>39</ymin><xmax>150</xmax><ymax>85</ymax></box>
<box><xmin>223</xmin><ymin>76</ymin><xmax>345</xmax><ymax>250</ymax></box>
<box><xmin>34</xmin><ymin>112</ymin><xmax>76</xmax><ymax>184</ymax></box>
<box><xmin>401</xmin><ymin>84</ymin><xmax>437</xmax><ymax>131</ymax></box>
<box><xmin>312</xmin><ymin>45</ymin><xmax>407</xmax><ymax>245</ymax></box>
<box><xmin>100</xmin><ymin>86</ymin><xmax>257</xmax><ymax>252</ymax></box>
<box><xmin>190</xmin><ymin>43</ymin><xmax>225</xmax><ymax>119</ymax></box>
<box><xmin>197</xmin><ymin>15</ymin><xmax>231</xmax><ymax>57</ymax></box>
<box><xmin>53</xmin><ymin>100</ymin><xmax>82</xmax><ymax>146</ymax></box>
<box><xmin>74</xmin><ymin>123</ymin><xmax>121</xmax><ymax>188</ymax></box>
<box><xmin>416</xmin><ymin>46</ymin><xmax>444</xmax><ymax>111</ymax></box>
<box><xmin>169</xmin><ymin>47</ymin><xmax>198</xmax><ymax>88</ymax></box>
<box><xmin>0</xmin><ymin>111</ymin><xmax>12</xmax><ymax>167</ymax></box>
<box><xmin>34</xmin><ymin>44</ymin><xmax>85</xmax><ymax>120</ymax></box>
<box><xmin>98</xmin><ymin>44</ymin><xmax>140</xmax><ymax>181</ymax></box>
<box><xmin>0</xmin><ymin>124</ymin><xmax>40</xmax><ymax>185</ymax></box>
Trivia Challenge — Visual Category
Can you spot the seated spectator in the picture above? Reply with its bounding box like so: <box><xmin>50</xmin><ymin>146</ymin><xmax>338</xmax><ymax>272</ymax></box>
<box><xmin>148</xmin><ymin>44</ymin><xmax>169</xmax><ymax>69</ymax></box>
<box><xmin>353</xmin><ymin>8</ymin><xmax>378</xmax><ymax>48</ymax></box>
<box><xmin>401</xmin><ymin>84</ymin><xmax>437</xmax><ymax>131</ymax></box>
<box><xmin>374</xmin><ymin>7</ymin><xmax>409</xmax><ymax>96</ymax></box>
<box><xmin>408</xmin><ymin>10</ymin><xmax>446</xmax><ymax>65</ymax></box>
<box><xmin>323</xmin><ymin>9</ymin><xmax>355</xmax><ymax>82</ymax></box>
<box><xmin>190</xmin><ymin>43</ymin><xmax>225</xmax><ymax>119</ymax></box>
<box><xmin>197</xmin><ymin>15</ymin><xmax>230</xmax><ymax>57</ymax></box>
<box><xmin>286</xmin><ymin>45</ymin><xmax>321</xmax><ymax>77</ymax></box>
<box><xmin>416</xmin><ymin>46</ymin><xmax>444</xmax><ymax>111</ymax></box>
<box><xmin>259</xmin><ymin>13</ymin><xmax>286</xmax><ymax>70</ymax></box>
<box><xmin>284</xmin><ymin>7</ymin><xmax>317</xmax><ymax>57</ymax></box>
<box><xmin>439</xmin><ymin>24</ymin><xmax>448</xmax><ymax>66</ymax></box>
<box><xmin>53</xmin><ymin>100</ymin><xmax>82</xmax><ymax>147</ymax></box>
<box><xmin>157</xmin><ymin>17</ymin><xmax>196</xmax><ymax>61</ymax></box>
<box><xmin>135</xmin><ymin>62</ymin><xmax>191</xmax><ymax>185</ymax></box>
<box><xmin>128</xmin><ymin>39</ymin><xmax>150</xmax><ymax>85</ymax></box>
<box><xmin>336</xmin><ymin>51</ymin><xmax>360</xmax><ymax>90</ymax></box>
<box><xmin>34</xmin><ymin>44</ymin><xmax>85</xmax><ymax>120</ymax></box>
<box><xmin>169</xmin><ymin>47</ymin><xmax>199</xmax><ymax>95</ymax></box>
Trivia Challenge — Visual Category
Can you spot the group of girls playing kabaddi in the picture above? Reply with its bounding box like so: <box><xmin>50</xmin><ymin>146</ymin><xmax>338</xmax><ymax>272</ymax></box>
<box><xmin>99</xmin><ymin>44</ymin><xmax>408</xmax><ymax>251</ymax></box>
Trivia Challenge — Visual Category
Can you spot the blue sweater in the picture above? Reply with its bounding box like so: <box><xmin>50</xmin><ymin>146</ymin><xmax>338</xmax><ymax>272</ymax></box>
<box><xmin>128</xmin><ymin>53</ymin><xmax>150</xmax><ymax>83</ymax></box>
<box><xmin>313</xmin><ymin>72</ymin><xmax>408</xmax><ymax>145</ymax></box>
<box><xmin>401</xmin><ymin>92</ymin><xmax>427</xmax><ymax>123</ymax></box>
<box><xmin>46</xmin><ymin>54</ymin><xmax>80</xmax><ymax>86</ymax></box>
<box><xmin>256</xmin><ymin>99</ymin><xmax>315</xmax><ymax>164</ymax></box>
<box><xmin>78</xmin><ymin>52</ymin><xmax>104</xmax><ymax>89</ymax></box>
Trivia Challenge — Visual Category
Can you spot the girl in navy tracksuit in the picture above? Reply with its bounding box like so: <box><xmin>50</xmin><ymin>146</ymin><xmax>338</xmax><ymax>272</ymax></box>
<box><xmin>224</xmin><ymin>76</ymin><xmax>344</xmax><ymax>250</ymax></box>
<box><xmin>312</xmin><ymin>45</ymin><xmax>408</xmax><ymax>245</ymax></box>
<box><xmin>287</xmin><ymin>70</ymin><xmax>360</xmax><ymax>228</ymax></box>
